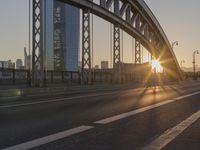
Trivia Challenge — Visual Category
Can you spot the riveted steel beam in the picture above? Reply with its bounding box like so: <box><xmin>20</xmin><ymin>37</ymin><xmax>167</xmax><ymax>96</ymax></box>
<box><xmin>57</xmin><ymin>0</ymin><xmax>184</xmax><ymax>80</ymax></box>
<box><xmin>82</xmin><ymin>9</ymin><xmax>92</xmax><ymax>84</ymax></box>
<box><xmin>113</xmin><ymin>25</ymin><xmax>121</xmax><ymax>67</ymax></box>
<box><xmin>32</xmin><ymin>0</ymin><xmax>44</xmax><ymax>87</ymax></box>
<box><xmin>135</xmin><ymin>39</ymin><xmax>141</xmax><ymax>64</ymax></box>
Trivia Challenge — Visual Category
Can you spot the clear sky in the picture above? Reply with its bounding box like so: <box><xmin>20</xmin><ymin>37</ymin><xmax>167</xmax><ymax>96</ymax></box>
<box><xmin>0</xmin><ymin>0</ymin><xmax>200</xmax><ymax>68</ymax></box>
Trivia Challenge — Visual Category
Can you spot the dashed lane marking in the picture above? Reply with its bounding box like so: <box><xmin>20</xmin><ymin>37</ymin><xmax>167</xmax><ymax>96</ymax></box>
<box><xmin>3</xmin><ymin>126</ymin><xmax>94</xmax><ymax>150</ymax></box>
<box><xmin>95</xmin><ymin>91</ymin><xmax>200</xmax><ymax>124</ymax></box>
<box><xmin>141</xmin><ymin>110</ymin><xmax>200</xmax><ymax>150</ymax></box>
<box><xmin>0</xmin><ymin>91</ymin><xmax>124</xmax><ymax>109</ymax></box>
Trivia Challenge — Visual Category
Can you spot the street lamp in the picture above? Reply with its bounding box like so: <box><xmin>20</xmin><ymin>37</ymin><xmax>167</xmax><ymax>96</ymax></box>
<box><xmin>172</xmin><ymin>41</ymin><xmax>179</xmax><ymax>49</ymax></box>
<box><xmin>193</xmin><ymin>50</ymin><xmax>199</xmax><ymax>80</ymax></box>
<box><xmin>180</xmin><ymin>60</ymin><xmax>185</xmax><ymax>68</ymax></box>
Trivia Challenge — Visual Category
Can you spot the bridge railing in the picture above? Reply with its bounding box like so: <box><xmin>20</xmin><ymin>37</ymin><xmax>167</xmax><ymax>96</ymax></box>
<box><xmin>0</xmin><ymin>68</ymin><xmax>174</xmax><ymax>86</ymax></box>
<box><xmin>0</xmin><ymin>68</ymin><xmax>81</xmax><ymax>86</ymax></box>
<box><xmin>0</xmin><ymin>68</ymin><xmax>30</xmax><ymax>85</ymax></box>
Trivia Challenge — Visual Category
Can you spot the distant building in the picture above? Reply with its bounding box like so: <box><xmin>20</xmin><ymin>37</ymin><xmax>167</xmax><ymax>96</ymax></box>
<box><xmin>78</xmin><ymin>61</ymin><xmax>82</xmax><ymax>70</ymax></box>
<box><xmin>16</xmin><ymin>59</ymin><xmax>23</xmax><ymax>69</ymax></box>
<box><xmin>0</xmin><ymin>61</ymin><xmax>8</xmax><ymax>69</ymax></box>
<box><xmin>43</xmin><ymin>0</ymin><xmax>80</xmax><ymax>71</ymax></box>
<box><xmin>24</xmin><ymin>47</ymin><xmax>32</xmax><ymax>70</ymax></box>
<box><xmin>8</xmin><ymin>60</ymin><xmax>15</xmax><ymax>69</ymax></box>
<box><xmin>94</xmin><ymin>65</ymin><xmax>99</xmax><ymax>69</ymax></box>
<box><xmin>0</xmin><ymin>60</ymin><xmax>15</xmax><ymax>69</ymax></box>
<box><xmin>101</xmin><ymin>61</ymin><xmax>109</xmax><ymax>69</ymax></box>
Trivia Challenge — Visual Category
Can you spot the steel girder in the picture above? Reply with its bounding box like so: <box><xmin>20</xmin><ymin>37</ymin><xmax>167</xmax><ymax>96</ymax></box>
<box><xmin>59</xmin><ymin>0</ymin><xmax>155</xmax><ymax>51</ymax></box>
<box><xmin>82</xmin><ymin>9</ymin><xmax>92</xmax><ymax>84</ymax></box>
<box><xmin>32</xmin><ymin>0</ymin><xmax>44</xmax><ymax>87</ymax></box>
<box><xmin>135</xmin><ymin>40</ymin><xmax>141</xmax><ymax>64</ymax></box>
<box><xmin>113</xmin><ymin>0</ymin><xmax>121</xmax><ymax>67</ymax></box>
<box><xmin>58</xmin><ymin>0</ymin><xmax>183</xmax><ymax>80</ymax></box>
<box><xmin>113</xmin><ymin>25</ymin><xmax>121</xmax><ymax>67</ymax></box>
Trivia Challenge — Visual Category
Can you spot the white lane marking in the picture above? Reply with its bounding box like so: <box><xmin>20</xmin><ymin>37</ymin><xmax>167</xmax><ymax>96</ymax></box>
<box><xmin>0</xmin><ymin>91</ymin><xmax>123</xmax><ymax>109</ymax></box>
<box><xmin>3</xmin><ymin>126</ymin><xmax>93</xmax><ymax>150</ymax></box>
<box><xmin>0</xmin><ymin>88</ymin><xmax>127</xmax><ymax>99</ymax></box>
<box><xmin>0</xmin><ymin>85</ymin><xmax>144</xmax><ymax>100</ymax></box>
<box><xmin>173</xmin><ymin>91</ymin><xmax>200</xmax><ymax>100</ymax></box>
<box><xmin>95</xmin><ymin>100</ymin><xmax>173</xmax><ymax>124</ymax></box>
<box><xmin>141</xmin><ymin>110</ymin><xmax>200</xmax><ymax>150</ymax></box>
<box><xmin>95</xmin><ymin>91</ymin><xmax>200</xmax><ymax>124</ymax></box>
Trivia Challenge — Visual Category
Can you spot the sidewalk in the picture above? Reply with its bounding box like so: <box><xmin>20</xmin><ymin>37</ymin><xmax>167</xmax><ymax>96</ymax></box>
<box><xmin>0</xmin><ymin>79</ymin><xmax>198</xmax><ymax>102</ymax></box>
<box><xmin>0</xmin><ymin>83</ymin><xmax>143</xmax><ymax>101</ymax></box>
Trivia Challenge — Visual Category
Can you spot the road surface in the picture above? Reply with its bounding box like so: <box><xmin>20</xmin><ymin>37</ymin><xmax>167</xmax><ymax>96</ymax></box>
<box><xmin>0</xmin><ymin>81</ymin><xmax>200</xmax><ymax>150</ymax></box>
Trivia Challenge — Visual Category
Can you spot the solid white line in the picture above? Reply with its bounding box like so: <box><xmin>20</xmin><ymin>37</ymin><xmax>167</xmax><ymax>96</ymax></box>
<box><xmin>3</xmin><ymin>126</ymin><xmax>94</xmax><ymax>150</ymax></box>
<box><xmin>95</xmin><ymin>91</ymin><xmax>200</xmax><ymax>124</ymax></box>
<box><xmin>0</xmin><ymin>87</ymin><xmax>144</xmax><ymax>109</ymax></box>
<box><xmin>173</xmin><ymin>91</ymin><xmax>200</xmax><ymax>100</ymax></box>
<box><xmin>0</xmin><ymin>91</ymin><xmax>122</xmax><ymax>109</ymax></box>
<box><xmin>141</xmin><ymin>110</ymin><xmax>200</xmax><ymax>150</ymax></box>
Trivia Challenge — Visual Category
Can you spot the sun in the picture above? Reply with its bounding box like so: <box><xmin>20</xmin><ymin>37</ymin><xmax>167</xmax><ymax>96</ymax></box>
<box><xmin>151</xmin><ymin>60</ymin><xmax>163</xmax><ymax>73</ymax></box>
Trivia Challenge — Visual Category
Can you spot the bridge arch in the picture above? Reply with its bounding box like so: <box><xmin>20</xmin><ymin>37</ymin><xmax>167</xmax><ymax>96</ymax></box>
<box><xmin>32</xmin><ymin>0</ymin><xmax>183</xmax><ymax>86</ymax></box>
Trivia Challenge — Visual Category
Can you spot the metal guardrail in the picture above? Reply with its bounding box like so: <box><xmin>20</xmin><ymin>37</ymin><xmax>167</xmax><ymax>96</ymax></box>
<box><xmin>0</xmin><ymin>68</ymin><xmax>172</xmax><ymax>86</ymax></box>
<box><xmin>0</xmin><ymin>69</ymin><xmax>81</xmax><ymax>86</ymax></box>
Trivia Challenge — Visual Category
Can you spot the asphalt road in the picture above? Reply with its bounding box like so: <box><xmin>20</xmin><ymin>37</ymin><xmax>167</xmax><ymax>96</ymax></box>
<box><xmin>0</xmin><ymin>81</ymin><xmax>200</xmax><ymax>150</ymax></box>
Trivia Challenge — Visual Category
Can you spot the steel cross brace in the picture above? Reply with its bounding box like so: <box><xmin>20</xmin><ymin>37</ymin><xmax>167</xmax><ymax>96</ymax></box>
<box><xmin>32</xmin><ymin>0</ymin><xmax>44</xmax><ymax>87</ymax></box>
<box><xmin>113</xmin><ymin>25</ymin><xmax>121</xmax><ymax>68</ymax></box>
<box><xmin>81</xmin><ymin>9</ymin><xmax>92</xmax><ymax>84</ymax></box>
<box><xmin>135</xmin><ymin>39</ymin><xmax>141</xmax><ymax>64</ymax></box>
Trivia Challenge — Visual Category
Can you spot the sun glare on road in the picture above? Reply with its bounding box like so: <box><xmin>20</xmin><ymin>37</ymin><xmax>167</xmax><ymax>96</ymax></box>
<box><xmin>152</xmin><ymin>60</ymin><xmax>163</xmax><ymax>73</ymax></box>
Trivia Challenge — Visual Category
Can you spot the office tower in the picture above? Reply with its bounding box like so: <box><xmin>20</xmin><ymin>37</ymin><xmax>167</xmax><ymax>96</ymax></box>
<box><xmin>43</xmin><ymin>0</ymin><xmax>80</xmax><ymax>71</ymax></box>
<box><xmin>43</xmin><ymin>0</ymin><xmax>54</xmax><ymax>70</ymax></box>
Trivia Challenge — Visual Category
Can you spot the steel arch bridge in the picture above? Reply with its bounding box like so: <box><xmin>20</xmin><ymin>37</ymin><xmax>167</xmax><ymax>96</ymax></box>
<box><xmin>32</xmin><ymin>0</ymin><xmax>183</xmax><ymax>86</ymax></box>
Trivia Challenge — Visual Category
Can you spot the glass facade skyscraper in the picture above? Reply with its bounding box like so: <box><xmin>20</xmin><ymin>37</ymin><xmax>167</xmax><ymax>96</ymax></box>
<box><xmin>43</xmin><ymin>0</ymin><xmax>80</xmax><ymax>71</ymax></box>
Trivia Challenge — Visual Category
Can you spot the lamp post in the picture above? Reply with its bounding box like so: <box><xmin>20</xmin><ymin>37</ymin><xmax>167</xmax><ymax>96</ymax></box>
<box><xmin>180</xmin><ymin>60</ymin><xmax>185</xmax><ymax>68</ymax></box>
<box><xmin>172</xmin><ymin>41</ymin><xmax>179</xmax><ymax>49</ymax></box>
<box><xmin>193</xmin><ymin>50</ymin><xmax>199</xmax><ymax>80</ymax></box>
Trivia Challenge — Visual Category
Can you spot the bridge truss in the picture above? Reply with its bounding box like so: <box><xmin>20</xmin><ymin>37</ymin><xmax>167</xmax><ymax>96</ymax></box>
<box><xmin>32</xmin><ymin>0</ymin><xmax>183</xmax><ymax>86</ymax></box>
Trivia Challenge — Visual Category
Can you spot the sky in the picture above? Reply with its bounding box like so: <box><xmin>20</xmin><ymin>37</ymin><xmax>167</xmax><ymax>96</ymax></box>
<box><xmin>0</xmin><ymin>0</ymin><xmax>200</xmax><ymax>68</ymax></box>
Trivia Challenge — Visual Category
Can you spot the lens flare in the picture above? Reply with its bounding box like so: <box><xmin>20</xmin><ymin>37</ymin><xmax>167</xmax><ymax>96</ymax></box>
<box><xmin>152</xmin><ymin>60</ymin><xmax>163</xmax><ymax>73</ymax></box>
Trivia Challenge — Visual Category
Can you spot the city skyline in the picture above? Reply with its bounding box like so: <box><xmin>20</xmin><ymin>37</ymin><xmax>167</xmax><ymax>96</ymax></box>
<box><xmin>0</xmin><ymin>0</ymin><xmax>200</xmax><ymax>68</ymax></box>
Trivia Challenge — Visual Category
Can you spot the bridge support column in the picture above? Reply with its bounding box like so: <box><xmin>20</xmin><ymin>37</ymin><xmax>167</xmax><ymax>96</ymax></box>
<box><xmin>81</xmin><ymin>9</ymin><xmax>92</xmax><ymax>84</ymax></box>
<box><xmin>113</xmin><ymin>25</ymin><xmax>121</xmax><ymax>83</ymax></box>
<box><xmin>135</xmin><ymin>39</ymin><xmax>141</xmax><ymax>64</ymax></box>
<box><xmin>32</xmin><ymin>0</ymin><xmax>44</xmax><ymax>87</ymax></box>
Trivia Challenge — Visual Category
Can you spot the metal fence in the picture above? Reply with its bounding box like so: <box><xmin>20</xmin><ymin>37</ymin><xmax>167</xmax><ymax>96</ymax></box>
<box><xmin>0</xmin><ymin>68</ymin><xmax>174</xmax><ymax>86</ymax></box>
<box><xmin>0</xmin><ymin>69</ymin><xmax>81</xmax><ymax>86</ymax></box>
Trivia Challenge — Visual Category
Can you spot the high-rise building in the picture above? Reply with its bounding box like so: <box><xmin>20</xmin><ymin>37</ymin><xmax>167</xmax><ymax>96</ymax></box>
<box><xmin>101</xmin><ymin>61</ymin><xmax>109</xmax><ymax>69</ymax></box>
<box><xmin>16</xmin><ymin>59</ymin><xmax>23</xmax><ymax>69</ymax></box>
<box><xmin>43</xmin><ymin>0</ymin><xmax>54</xmax><ymax>70</ymax></box>
<box><xmin>43</xmin><ymin>0</ymin><xmax>80</xmax><ymax>71</ymax></box>
<box><xmin>24</xmin><ymin>47</ymin><xmax>32</xmax><ymax>70</ymax></box>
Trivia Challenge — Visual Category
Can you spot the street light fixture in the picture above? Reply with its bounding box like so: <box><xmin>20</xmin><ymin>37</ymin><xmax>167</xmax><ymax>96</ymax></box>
<box><xmin>193</xmin><ymin>50</ymin><xmax>199</xmax><ymax>80</ymax></box>
<box><xmin>180</xmin><ymin>60</ymin><xmax>185</xmax><ymax>68</ymax></box>
<box><xmin>172</xmin><ymin>41</ymin><xmax>179</xmax><ymax>49</ymax></box>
